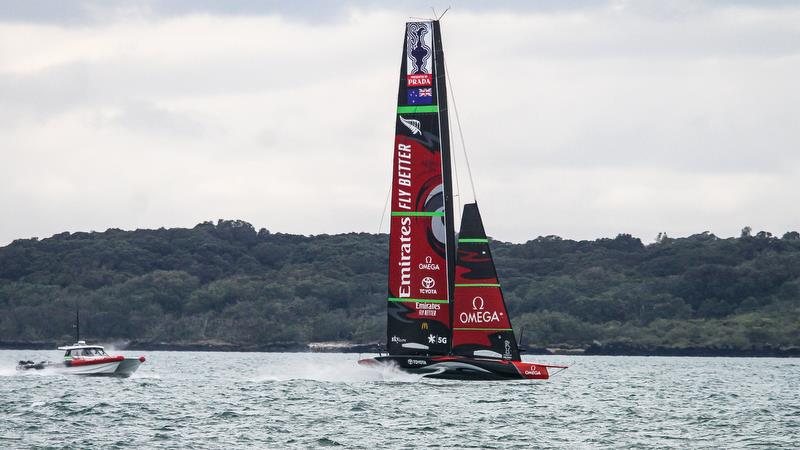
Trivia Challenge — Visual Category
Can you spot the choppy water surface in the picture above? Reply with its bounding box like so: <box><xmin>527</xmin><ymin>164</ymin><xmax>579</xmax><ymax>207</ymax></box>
<box><xmin>1</xmin><ymin>351</ymin><xmax>798</xmax><ymax>448</ymax></box>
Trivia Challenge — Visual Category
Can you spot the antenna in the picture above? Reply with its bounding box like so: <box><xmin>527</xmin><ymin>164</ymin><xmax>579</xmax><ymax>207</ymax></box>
<box><xmin>410</xmin><ymin>6</ymin><xmax>450</xmax><ymax>22</ymax></box>
<box><xmin>75</xmin><ymin>302</ymin><xmax>80</xmax><ymax>343</ymax></box>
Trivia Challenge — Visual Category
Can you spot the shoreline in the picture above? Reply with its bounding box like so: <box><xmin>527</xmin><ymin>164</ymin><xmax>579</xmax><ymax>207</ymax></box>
<box><xmin>2</xmin><ymin>341</ymin><xmax>798</xmax><ymax>357</ymax></box>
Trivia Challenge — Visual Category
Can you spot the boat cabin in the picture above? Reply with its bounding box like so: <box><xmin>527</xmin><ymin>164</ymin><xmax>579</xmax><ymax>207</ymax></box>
<box><xmin>57</xmin><ymin>341</ymin><xmax>109</xmax><ymax>359</ymax></box>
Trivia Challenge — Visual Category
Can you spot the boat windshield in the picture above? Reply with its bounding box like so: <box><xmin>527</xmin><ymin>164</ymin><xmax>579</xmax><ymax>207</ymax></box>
<box><xmin>66</xmin><ymin>348</ymin><xmax>108</xmax><ymax>357</ymax></box>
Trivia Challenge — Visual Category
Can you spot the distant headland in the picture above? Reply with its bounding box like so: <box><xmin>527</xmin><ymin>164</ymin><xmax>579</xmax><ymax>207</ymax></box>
<box><xmin>1</xmin><ymin>220</ymin><xmax>798</xmax><ymax>357</ymax></box>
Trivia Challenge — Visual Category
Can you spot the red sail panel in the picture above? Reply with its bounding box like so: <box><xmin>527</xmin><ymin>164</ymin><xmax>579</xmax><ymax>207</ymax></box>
<box><xmin>451</xmin><ymin>203</ymin><xmax>521</xmax><ymax>361</ymax></box>
<box><xmin>386</xmin><ymin>21</ymin><xmax>451</xmax><ymax>355</ymax></box>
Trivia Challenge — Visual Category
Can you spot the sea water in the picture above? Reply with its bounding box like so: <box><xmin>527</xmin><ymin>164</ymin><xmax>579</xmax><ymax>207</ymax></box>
<box><xmin>1</xmin><ymin>351</ymin><xmax>798</xmax><ymax>448</ymax></box>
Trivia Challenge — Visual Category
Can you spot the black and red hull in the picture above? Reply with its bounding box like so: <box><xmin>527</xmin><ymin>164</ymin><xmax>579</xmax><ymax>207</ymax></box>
<box><xmin>358</xmin><ymin>355</ymin><xmax>566</xmax><ymax>381</ymax></box>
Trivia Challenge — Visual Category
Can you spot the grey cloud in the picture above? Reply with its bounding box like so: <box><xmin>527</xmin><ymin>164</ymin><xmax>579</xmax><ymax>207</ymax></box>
<box><xmin>0</xmin><ymin>1</ymin><xmax>605</xmax><ymax>24</ymax></box>
<box><xmin>8</xmin><ymin>1</ymin><xmax>798</xmax><ymax>25</ymax></box>
<box><xmin>0</xmin><ymin>63</ymin><xmax>91</xmax><ymax>124</ymax></box>
<box><xmin>104</xmin><ymin>100</ymin><xmax>206</xmax><ymax>137</ymax></box>
<box><xmin>1</xmin><ymin>3</ymin><xmax>799</xmax><ymax>246</ymax></box>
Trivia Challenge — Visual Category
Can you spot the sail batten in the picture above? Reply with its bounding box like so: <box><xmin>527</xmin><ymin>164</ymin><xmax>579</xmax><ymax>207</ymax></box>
<box><xmin>391</xmin><ymin>211</ymin><xmax>444</xmax><ymax>217</ymax></box>
<box><xmin>397</xmin><ymin>105</ymin><xmax>439</xmax><ymax>113</ymax></box>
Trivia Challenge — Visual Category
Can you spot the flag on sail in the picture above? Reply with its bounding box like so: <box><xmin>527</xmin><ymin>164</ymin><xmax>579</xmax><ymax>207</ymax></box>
<box><xmin>407</xmin><ymin>88</ymin><xmax>433</xmax><ymax>105</ymax></box>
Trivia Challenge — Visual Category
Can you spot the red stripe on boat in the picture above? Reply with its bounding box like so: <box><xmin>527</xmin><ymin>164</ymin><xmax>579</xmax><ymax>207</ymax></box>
<box><xmin>68</xmin><ymin>355</ymin><xmax>124</xmax><ymax>367</ymax></box>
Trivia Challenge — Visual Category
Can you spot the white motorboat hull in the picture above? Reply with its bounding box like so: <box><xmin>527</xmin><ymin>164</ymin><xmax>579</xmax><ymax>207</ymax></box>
<box><xmin>114</xmin><ymin>357</ymin><xmax>144</xmax><ymax>377</ymax></box>
<box><xmin>55</xmin><ymin>360</ymin><xmax>121</xmax><ymax>375</ymax></box>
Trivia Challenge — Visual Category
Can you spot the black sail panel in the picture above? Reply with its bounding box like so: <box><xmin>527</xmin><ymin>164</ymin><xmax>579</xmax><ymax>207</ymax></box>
<box><xmin>451</xmin><ymin>203</ymin><xmax>521</xmax><ymax>361</ymax></box>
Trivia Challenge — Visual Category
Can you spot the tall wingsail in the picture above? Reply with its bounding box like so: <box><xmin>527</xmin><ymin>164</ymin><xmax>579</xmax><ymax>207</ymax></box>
<box><xmin>451</xmin><ymin>203</ymin><xmax>521</xmax><ymax>361</ymax></box>
<box><xmin>386</xmin><ymin>21</ymin><xmax>456</xmax><ymax>355</ymax></box>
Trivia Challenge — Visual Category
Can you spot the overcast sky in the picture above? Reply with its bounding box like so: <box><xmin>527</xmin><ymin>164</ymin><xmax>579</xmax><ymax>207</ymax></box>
<box><xmin>1</xmin><ymin>1</ymin><xmax>799</xmax><ymax>246</ymax></box>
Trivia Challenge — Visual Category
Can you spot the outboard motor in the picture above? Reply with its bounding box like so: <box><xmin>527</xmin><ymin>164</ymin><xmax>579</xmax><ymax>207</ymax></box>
<box><xmin>16</xmin><ymin>360</ymin><xmax>47</xmax><ymax>370</ymax></box>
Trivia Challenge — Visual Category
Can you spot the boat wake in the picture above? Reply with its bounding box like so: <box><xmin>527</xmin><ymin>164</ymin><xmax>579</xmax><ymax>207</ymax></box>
<box><xmin>130</xmin><ymin>372</ymin><xmax>161</xmax><ymax>380</ymax></box>
<box><xmin>2</xmin><ymin>365</ymin><xmax>61</xmax><ymax>377</ymax></box>
<box><xmin>254</xmin><ymin>359</ymin><xmax>428</xmax><ymax>383</ymax></box>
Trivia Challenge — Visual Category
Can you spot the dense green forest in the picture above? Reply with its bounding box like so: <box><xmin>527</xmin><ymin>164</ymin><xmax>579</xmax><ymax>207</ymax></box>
<box><xmin>1</xmin><ymin>220</ymin><xmax>798</xmax><ymax>353</ymax></box>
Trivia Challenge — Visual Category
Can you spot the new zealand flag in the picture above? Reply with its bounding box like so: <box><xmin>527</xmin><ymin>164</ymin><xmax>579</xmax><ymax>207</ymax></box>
<box><xmin>407</xmin><ymin>88</ymin><xmax>433</xmax><ymax>105</ymax></box>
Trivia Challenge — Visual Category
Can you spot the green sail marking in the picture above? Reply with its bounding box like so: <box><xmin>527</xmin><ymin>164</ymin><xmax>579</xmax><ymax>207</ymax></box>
<box><xmin>388</xmin><ymin>297</ymin><xmax>449</xmax><ymax>304</ymax></box>
<box><xmin>455</xmin><ymin>283</ymin><xmax>500</xmax><ymax>287</ymax></box>
<box><xmin>452</xmin><ymin>328</ymin><xmax>513</xmax><ymax>331</ymax></box>
<box><xmin>391</xmin><ymin>211</ymin><xmax>444</xmax><ymax>217</ymax></box>
<box><xmin>458</xmin><ymin>238</ymin><xmax>489</xmax><ymax>243</ymax></box>
<box><xmin>397</xmin><ymin>105</ymin><xmax>439</xmax><ymax>114</ymax></box>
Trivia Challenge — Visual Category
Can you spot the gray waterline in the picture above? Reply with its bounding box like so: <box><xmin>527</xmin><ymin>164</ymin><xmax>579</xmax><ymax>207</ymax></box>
<box><xmin>2</xmin><ymin>351</ymin><xmax>798</xmax><ymax>448</ymax></box>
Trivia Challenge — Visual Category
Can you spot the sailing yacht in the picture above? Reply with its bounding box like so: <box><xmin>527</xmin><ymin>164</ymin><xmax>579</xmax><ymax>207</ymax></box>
<box><xmin>358</xmin><ymin>19</ymin><xmax>567</xmax><ymax>380</ymax></box>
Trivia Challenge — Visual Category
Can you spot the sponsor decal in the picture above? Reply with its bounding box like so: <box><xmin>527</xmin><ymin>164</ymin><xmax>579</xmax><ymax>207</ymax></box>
<box><xmin>394</xmin><ymin>138</ymin><xmax>412</xmax><ymax>301</ymax></box>
<box><xmin>407</xmin><ymin>88</ymin><xmax>433</xmax><ymax>105</ymax></box>
<box><xmin>421</xmin><ymin>322</ymin><xmax>429</xmax><ymax>330</ymax></box>
<box><xmin>416</xmin><ymin>302</ymin><xmax>440</xmax><ymax>317</ymax></box>
<box><xmin>408</xmin><ymin>359</ymin><xmax>427</xmax><ymax>366</ymax></box>
<box><xmin>396</xmin><ymin>143</ymin><xmax>412</xmax><ymax>205</ymax></box>
<box><xmin>504</xmin><ymin>340</ymin><xmax>512</xmax><ymax>359</ymax></box>
<box><xmin>524</xmin><ymin>365</ymin><xmax>543</xmax><ymax>376</ymax></box>
<box><xmin>391</xmin><ymin>335</ymin><xmax>407</xmax><ymax>344</ymax></box>
<box><xmin>406</xmin><ymin>22</ymin><xmax>432</xmax><ymax>77</ymax></box>
<box><xmin>397</xmin><ymin>215</ymin><xmax>412</xmax><ymax>298</ymax></box>
<box><xmin>407</xmin><ymin>73</ymin><xmax>432</xmax><ymax>87</ymax></box>
<box><xmin>399</xmin><ymin>115</ymin><xmax>422</xmax><ymax>135</ymax></box>
<box><xmin>459</xmin><ymin>296</ymin><xmax>503</xmax><ymax>324</ymax></box>
<box><xmin>427</xmin><ymin>334</ymin><xmax>448</xmax><ymax>345</ymax></box>
<box><xmin>419</xmin><ymin>276</ymin><xmax>438</xmax><ymax>295</ymax></box>
<box><xmin>418</xmin><ymin>255</ymin><xmax>441</xmax><ymax>271</ymax></box>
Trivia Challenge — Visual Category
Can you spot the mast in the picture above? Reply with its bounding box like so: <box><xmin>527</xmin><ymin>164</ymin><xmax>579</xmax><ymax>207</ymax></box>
<box><xmin>432</xmin><ymin>20</ymin><xmax>457</xmax><ymax>347</ymax></box>
<box><xmin>75</xmin><ymin>303</ymin><xmax>80</xmax><ymax>343</ymax></box>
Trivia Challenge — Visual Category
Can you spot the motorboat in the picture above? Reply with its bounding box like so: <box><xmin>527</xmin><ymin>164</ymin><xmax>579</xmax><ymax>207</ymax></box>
<box><xmin>17</xmin><ymin>341</ymin><xmax>145</xmax><ymax>377</ymax></box>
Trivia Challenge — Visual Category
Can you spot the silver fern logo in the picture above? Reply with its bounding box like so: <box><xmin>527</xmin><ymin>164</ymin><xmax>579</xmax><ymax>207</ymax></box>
<box><xmin>399</xmin><ymin>115</ymin><xmax>421</xmax><ymax>135</ymax></box>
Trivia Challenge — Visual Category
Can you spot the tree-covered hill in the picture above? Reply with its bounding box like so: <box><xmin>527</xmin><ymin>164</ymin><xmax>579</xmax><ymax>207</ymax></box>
<box><xmin>1</xmin><ymin>220</ymin><xmax>798</xmax><ymax>353</ymax></box>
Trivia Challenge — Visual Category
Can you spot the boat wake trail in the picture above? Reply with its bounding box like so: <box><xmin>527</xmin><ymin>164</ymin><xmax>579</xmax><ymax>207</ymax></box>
<box><xmin>3</xmin><ymin>367</ymin><xmax>60</xmax><ymax>377</ymax></box>
<box><xmin>254</xmin><ymin>359</ymin><xmax>426</xmax><ymax>383</ymax></box>
<box><xmin>130</xmin><ymin>372</ymin><xmax>161</xmax><ymax>380</ymax></box>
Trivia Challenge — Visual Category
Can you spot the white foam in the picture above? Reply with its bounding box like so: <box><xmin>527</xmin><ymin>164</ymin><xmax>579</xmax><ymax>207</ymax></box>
<box><xmin>2</xmin><ymin>365</ymin><xmax>62</xmax><ymax>377</ymax></box>
<box><xmin>254</xmin><ymin>358</ymin><xmax>427</xmax><ymax>383</ymax></box>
